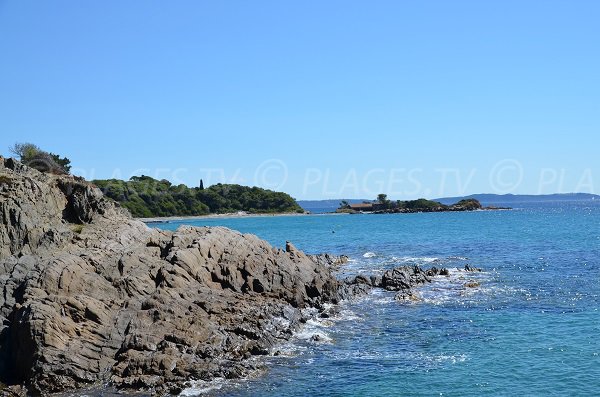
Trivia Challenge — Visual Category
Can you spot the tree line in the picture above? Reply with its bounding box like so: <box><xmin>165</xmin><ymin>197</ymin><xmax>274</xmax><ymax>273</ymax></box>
<box><xmin>93</xmin><ymin>176</ymin><xmax>303</xmax><ymax>217</ymax></box>
<box><xmin>7</xmin><ymin>142</ymin><xmax>303</xmax><ymax>217</ymax></box>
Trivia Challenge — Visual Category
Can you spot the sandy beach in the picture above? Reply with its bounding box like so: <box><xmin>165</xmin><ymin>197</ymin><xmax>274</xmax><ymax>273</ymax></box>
<box><xmin>138</xmin><ymin>211</ymin><xmax>335</xmax><ymax>223</ymax></box>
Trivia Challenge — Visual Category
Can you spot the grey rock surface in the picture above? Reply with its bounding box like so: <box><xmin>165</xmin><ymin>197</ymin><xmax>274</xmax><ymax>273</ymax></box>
<box><xmin>0</xmin><ymin>158</ymin><xmax>343</xmax><ymax>395</ymax></box>
<box><xmin>0</xmin><ymin>157</ymin><xmax>450</xmax><ymax>396</ymax></box>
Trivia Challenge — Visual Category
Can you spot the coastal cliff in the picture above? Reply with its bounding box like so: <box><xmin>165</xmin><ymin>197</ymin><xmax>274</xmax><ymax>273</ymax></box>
<box><xmin>0</xmin><ymin>158</ymin><xmax>453</xmax><ymax>395</ymax></box>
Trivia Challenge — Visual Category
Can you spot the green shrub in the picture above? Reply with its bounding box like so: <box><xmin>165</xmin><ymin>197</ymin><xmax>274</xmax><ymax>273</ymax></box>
<box><xmin>9</xmin><ymin>142</ymin><xmax>71</xmax><ymax>174</ymax></box>
<box><xmin>404</xmin><ymin>198</ymin><xmax>446</xmax><ymax>210</ymax></box>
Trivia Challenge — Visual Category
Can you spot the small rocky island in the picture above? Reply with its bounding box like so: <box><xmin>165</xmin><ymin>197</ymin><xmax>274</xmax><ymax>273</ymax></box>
<box><xmin>0</xmin><ymin>158</ymin><xmax>474</xmax><ymax>396</ymax></box>
<box><xmin>337</xmin><ymin>194</ymin><xmax>509</xmax><ymax>214</ymax></box>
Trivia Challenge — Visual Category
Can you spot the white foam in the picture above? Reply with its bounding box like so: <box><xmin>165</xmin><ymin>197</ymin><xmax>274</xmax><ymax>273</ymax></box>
<box><xmin>307</xmin><ymin>318</ymin><xmax>334</xmax><ymax>328</ymax></box>
<box><xmin>391</xmin><ymin>256</ymin><xmax>440</xmax><ymax>264</ymax></box>
<box><xmin>431</xmin><ymin>353</ymin><xmax>468</xmax><ymax>364</ymax></box>
<box><xmin>334</xmin><ymin>309</ymin><xmax>362</xmax><ymax>322</ymax></box>
<box><xmin>416</xmin><ymin>267</ymin><xmax>491</xmax><ymax>305</ymax></box>
<box><xmin>328</xmin><ymin>350</ymin><xmax>468</xmax><ymax>366</ymax></box>
<box><xmin>180</xmin><ymin>378</ymin><xmax>226</xmax><ymax>396</ymax></box>
<box><xmin>368</xmin><ymin>288</ymin><xmax>395</xmax><ymax>305</ymax></box>
<box><xmin>294</xmin><ymin>318</ymin><xmax>334</xmax><ymax>343</ymax></box>
<box><xmin>363</xmin><ymin>252</ymin><xmax>377</xmax><ymax>258</ymax></box>
<box><xmin>295</xmin><ymin>329</ymin><xmax>333</xmax><ymax>343</ymax></box>
<box><xmin>272</xmin><ymin>342</ymin><xmax>307</xmax><ymax>357</ymax></box>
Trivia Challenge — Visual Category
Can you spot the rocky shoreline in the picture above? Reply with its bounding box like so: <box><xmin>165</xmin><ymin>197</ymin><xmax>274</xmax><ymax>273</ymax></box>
<box><xmin>0</xmin><ymin>158</ymin><xmax>472</xmax><ymax>396</ymax></box>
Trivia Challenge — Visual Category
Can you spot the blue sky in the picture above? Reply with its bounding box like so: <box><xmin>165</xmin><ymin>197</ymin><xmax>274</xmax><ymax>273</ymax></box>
<box><xmin>0</xmin><ymin>1</ymin><xmax>598</xmax><ymax>199</ymax></box>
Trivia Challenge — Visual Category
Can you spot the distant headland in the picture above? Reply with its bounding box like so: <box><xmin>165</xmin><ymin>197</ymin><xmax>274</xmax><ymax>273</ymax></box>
<box><xmin>334</xmin><ymin>194</ymin><xmax>507</xmax><ymax>214</ymax></box>
<box><xmin>434</xmin><ymin>193</ymin><xmax>600</xmax><ymax>205</ymax></box>
<box><xmin>93</xmin><ymin>176</ymin><xmax>304</xmax><ymax>218</ymax></box>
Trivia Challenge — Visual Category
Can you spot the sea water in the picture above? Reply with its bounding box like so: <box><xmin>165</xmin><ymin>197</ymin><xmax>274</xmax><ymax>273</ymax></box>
<box><xmin>156</xmin><ymin>202</ymin><xmax>600</xmax><ymax>396</ymax></box>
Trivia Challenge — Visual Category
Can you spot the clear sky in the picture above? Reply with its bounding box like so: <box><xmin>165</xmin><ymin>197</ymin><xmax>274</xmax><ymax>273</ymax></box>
<box><xmin>0</xmin><ymin>1</ymin><xmax>598</xmax><ymax>199</ymax></box>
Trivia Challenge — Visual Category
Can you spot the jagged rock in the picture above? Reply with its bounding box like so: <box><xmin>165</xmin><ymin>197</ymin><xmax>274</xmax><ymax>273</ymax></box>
<box><xmin>335</xmin><ymin>264</ymin><xmax>452</xmax><ymax>303</ymax></box>
<box><xmin>427</xmin><ymin>267</ymin><xmax>450</xmax><ymax>277</ymax></box>
<box><xmin>308</xmin><ymin>253</ymin><xmax>349</xmax><ymax>268</ymax></box>
<box><xmin>370</xmin><ymin>274</ymin><xmax>382</xmax><ymax>287</ymax></box>
<box><xmin>380</xmin><ymin>265</ymin><xmax>431</xmax><ymax>292</ymax></box>
<box><xmin>0</xmin><ymin>158</ymin><xmax>343</xmax><ymax>395</ymax></box>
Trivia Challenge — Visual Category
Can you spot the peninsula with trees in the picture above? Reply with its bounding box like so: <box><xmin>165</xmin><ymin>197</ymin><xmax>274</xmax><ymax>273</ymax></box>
<box><xmin>92</xmin><ymin>177</ymin><xmax>304</xmax><ymax>218</ymax></box>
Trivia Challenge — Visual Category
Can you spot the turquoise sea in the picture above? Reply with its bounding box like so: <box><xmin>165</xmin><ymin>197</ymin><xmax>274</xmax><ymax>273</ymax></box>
<box><xmin>155</xmin><ymin>202</ymin><xmax>600</xmax><ymax>396</ymax></box>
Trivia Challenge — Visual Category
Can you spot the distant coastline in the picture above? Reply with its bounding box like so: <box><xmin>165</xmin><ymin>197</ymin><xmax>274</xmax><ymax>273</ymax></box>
<box><xmin>433</xmin><ymin>192</ymin><xmax>600</xmax><ymax>205</ymax></box>
<box><xmin>299</xmin><ymin>193</ymin><xmax>599</xmax><ymax>213</ymax></box>
<box><xmin>140</xmin><ymin>211</ymin><xmax>306</xmax><ymax>223</ymax></box>
<box><xmin>139</xmin><ymin>211</ymin><xmax>350</xmax><ymax>224</ymax></box>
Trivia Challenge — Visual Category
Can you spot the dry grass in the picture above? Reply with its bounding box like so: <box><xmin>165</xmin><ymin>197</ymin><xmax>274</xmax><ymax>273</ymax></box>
<box><xmin>72</xmin><ymin>224</ymin><xmax>84</xmax><ymax>234</ymax></box>
<box><xmin>0</xmin><ymin>174</ymin><xmax>13</xmax><ymax>185</ymax></box>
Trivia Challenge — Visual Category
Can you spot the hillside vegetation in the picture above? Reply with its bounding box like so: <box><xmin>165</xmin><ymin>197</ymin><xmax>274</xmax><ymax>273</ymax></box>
<box><xmin>92</xmin><ymin>176</ymin><xmax>303</xmax><ymax>217</ymax></box>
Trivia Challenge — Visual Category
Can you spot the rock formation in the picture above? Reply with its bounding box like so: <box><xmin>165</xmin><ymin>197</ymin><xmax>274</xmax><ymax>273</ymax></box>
<box><xmin>0</xmin><ymin>158</ymin><xmax>349</xmax><ymax>395</ymax></box>
<box><xmin>0</xmin><ymin>157</ymin><xmax>452</xmax><ymax>396</ymax></box>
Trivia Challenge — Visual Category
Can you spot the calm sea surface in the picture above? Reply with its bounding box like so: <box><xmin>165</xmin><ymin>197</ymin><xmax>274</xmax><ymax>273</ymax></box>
<box><xmin>155</xmin><ymin>202</ymin><xmax>600</xmax><ymax>396</ymax></box>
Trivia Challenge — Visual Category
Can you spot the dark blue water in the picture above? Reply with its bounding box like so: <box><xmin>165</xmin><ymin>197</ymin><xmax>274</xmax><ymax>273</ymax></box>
<box><xmin>155</xmin><ymin>203</ymin><xmax>600</xmax><ymax>396</ymax></box>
